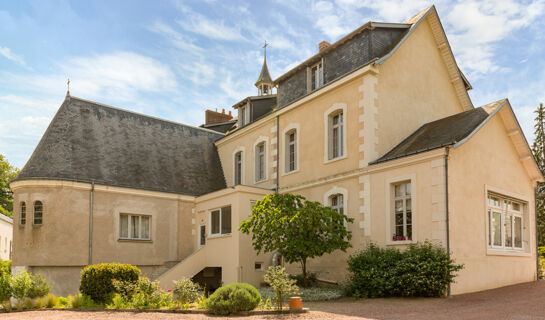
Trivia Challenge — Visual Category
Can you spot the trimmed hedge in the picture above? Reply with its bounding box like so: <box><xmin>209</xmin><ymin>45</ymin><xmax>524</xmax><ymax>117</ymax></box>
<box><xmin>347</xmin><ymin>242</ymin><xmax>463</xmax><ymax>298</ymax></box>
<box><xmin>206</xmin><ymin>283</ymin><xmax>261</xmax><ymax>315</ymax></box>
<box><xmin>79</xmin><ymin>263</ymin><xmax>140</xmax><ymax>303</ymax></box>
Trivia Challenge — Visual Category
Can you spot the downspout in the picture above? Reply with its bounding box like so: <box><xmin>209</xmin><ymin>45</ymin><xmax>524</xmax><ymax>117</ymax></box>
<box><xmin>88</xmin><ymin>180</ymin><xmax>95</xmax><ymax>265</ymax></box>
<box><xmin>275</xmin><ymin>115</ymin><xmax>280</xmax><ymax>194</ymax></box>
<box><xmin>444</xmin><ymin>147</ymin><xmax>451</xmax><ymax>296</ymax></box>
<box><xmin>535</xmin><ymin>186</ymin><xmax>539</xmax><ymax>280</ymax></box>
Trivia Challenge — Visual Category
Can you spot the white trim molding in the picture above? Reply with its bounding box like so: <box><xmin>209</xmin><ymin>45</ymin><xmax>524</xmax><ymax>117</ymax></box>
<box><xmin>385</xmin><ymin>173</ymin><xmax>417</xmax><ymax>245</ymax></box>
<box><xmin>323</xmin><ymin>103</ymin><xmax>348</xmax><ymax>164</ymax></box>
<box><xmin>253</xmin><ymin>136</ymin><xmax>269</xmax><ymax>184</ymax></box>
<box><xmin>359</xmin><ymin>73</ymin><xmax>379</xmax><ymax>168</ymax></box>
<box><xmin>281</xmin><ymin>122</ymin><xmax>300</xmax><ymax>176</ymax></box>
<box><xmin>232</xmin><ymin>146</ymin><xmax>246</xmax><ymax>186</ymax></box>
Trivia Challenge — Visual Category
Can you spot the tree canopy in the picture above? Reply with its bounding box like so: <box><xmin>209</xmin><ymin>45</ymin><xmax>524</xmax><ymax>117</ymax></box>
<box><xmin>0</xmin><ymin>154</ymin><xmax>19</xmax><ymax>217</ymax></box>
<box><xmin>239</xmin><ymin>193</ymin><xmax>353</xmax><ymax>286</ymax></box>
<box><xmin>532</xmin><ymin>103</ymin><xmax>545</xmax><ymax>247</ymax></box>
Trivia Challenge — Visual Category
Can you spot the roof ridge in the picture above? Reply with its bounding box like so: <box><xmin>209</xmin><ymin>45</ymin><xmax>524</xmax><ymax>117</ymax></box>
<box><xmin>68</xmin><ymin>96</ymin><xmax>224</xmax><ymax>136</ymax></box>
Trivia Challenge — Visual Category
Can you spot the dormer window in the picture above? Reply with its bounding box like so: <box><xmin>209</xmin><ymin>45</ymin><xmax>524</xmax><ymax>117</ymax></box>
<box><xmin>311</xmin><ymin>61</ymin><xmax>323</xmax><ymax>90</ymax></box>
<box><xmin>239</xmin><ymin>105</ymin><xmax>250</xmax><ymax>127</ymax></box>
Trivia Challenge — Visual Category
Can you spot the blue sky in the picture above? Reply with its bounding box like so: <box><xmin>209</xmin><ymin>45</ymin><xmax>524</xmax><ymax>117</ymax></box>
<box><xmin>1</xmin><ymin>0</ymin><xmax>545</xmax><ymax>169</ymax></box>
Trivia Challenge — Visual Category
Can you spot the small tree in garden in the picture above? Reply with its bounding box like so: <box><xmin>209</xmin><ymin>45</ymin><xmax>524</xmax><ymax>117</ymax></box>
<box><xmin>264</xmin><ymin>266</ymin><xmax>300</xmax><ymax>310</ymax></box>
<box><xmin>239</xmin><ymin>193</ymin><xmax>353</xmax><ymax>287</ymax></box>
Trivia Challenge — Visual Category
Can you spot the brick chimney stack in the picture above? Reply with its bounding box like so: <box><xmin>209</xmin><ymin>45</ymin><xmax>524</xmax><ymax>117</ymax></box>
<box><xmin>205</xmin><ymin>109</ymin><xmax>233</xmax><ymax>125</ymax></box>
<box><xmin>319</xmin><ymin>40</ymin><xmax>331</xmax><ymax>52</ymax></box>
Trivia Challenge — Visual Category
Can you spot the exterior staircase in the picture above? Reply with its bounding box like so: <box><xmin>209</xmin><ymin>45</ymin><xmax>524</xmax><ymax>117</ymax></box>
<box><xmin>156</xmin><ymin>247</ymin><xmax>207</xmax><ymax>290</ymax></box>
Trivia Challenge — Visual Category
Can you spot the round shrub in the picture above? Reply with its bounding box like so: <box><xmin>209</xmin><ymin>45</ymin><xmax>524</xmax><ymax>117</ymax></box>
<box><xmin>79</xmin><ymin>263</ymin><xmax>140</xmax><ymax>303</ymax></box>
<box><xmin>347</xmin><ymin>242</ymin><xmax>463</xmax><ymax>298</ymax></box>
<box><xmin>206</xmin><ymin>283</ymin><xmax>261</xmax><ymax>315</ymax></box>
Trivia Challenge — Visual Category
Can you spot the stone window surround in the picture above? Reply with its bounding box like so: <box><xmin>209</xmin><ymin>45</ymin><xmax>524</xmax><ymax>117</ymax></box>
<box><xmin>385</xmin><ymin>174</ymin><xmax>417</xmax><ymax>245</ymax></box>
<box><xmin>323</xmin><ymin>103</ymin><xmax>348</xmax><ymax>164</ymax></box>
<box><xmin>281</xmin><ymin>123</ymin><xmax>300</xmax><ymax>176</ymax></box>
<box><xmin>253</xmin><ymin>136</ymin><xmax>269</xmax><ymax>184</ymax></box>
<box><xmin>232</xmin><ymin>146</ymin><xmax>245</xmax><ymax>186</ymax></box>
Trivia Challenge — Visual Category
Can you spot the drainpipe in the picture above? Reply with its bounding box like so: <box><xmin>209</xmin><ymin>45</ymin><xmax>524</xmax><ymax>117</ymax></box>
<box><xmin>88</xmin><ymin>180</ymin><xmax>95</xmax><ymax>265</ymax></box>
<box><xmin>534</xmin><ymin>186</ymin><xmax>540</xmax><ymax>281</ymax></box>
<box><xmin>275</xmin><ymin>115</ymin><xmax>280</xmax><ymax>194</ymax></box>
<box><xmin>444</xmin><ymin>147</ymin><xmax>451</xmax><ymax>296</ymax></box>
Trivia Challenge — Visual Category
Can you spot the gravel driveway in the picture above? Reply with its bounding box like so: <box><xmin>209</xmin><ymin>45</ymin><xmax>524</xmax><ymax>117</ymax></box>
<box><xmin>3</xmin><ymin>280</ymin><xmax>545</xmax><ymax>319</ymax></box>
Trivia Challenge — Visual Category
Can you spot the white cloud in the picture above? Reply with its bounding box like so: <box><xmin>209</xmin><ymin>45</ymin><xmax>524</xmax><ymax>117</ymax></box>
<box><xmin>0</xmin><ymin>95</ymin><xmax>58</xmax><ymax>112</ymax></box>
<box><xmin>148</xmin><ymin>21</ymin><xmax>204</xmax><ymax>53</ymax></box>
<box><xmin>0</xmin><ymin>46</ymin><xmax>31</xmax><ymax>70</ymax></box>
<box><xmin>175</xmin><ymin>5</ymin><xmax>246</xmax><ymax>41</ymax></box>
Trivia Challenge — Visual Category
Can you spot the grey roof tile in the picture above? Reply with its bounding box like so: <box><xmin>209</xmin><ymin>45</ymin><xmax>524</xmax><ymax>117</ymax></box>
<box><xmin>15</xmin><ymin>97</ymin><xmax>227</xmax><ymax>196</ymax></box>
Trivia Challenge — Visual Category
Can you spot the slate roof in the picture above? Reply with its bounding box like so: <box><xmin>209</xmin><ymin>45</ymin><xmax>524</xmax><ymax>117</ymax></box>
<box><xmin>15</xmin><ymin>96</ymin><xmax>227</xmax><ymax>196</ymax></box>
<box><xmin>201</xmin><ymin>120</ymin><xmax>237</xmax><ymax>134</ymax></box>
<box><xmin>371</xmin><ymin>104</ymin><xmax>497</xmax><ymax>165</ymax></box>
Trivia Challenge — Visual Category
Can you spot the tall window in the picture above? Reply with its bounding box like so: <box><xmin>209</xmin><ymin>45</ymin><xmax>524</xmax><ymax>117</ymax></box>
<box><xmin>33</xmin><ymin>201</ymin><xmax>43</xmax><ymax>225</ymax></box>
<box><xmin>20</xmin><ymin>202</ymin><xmax>26</xmax><ymax>225</ymax></box>
<box><xmin>328</xmin><ymin>111</ymin><xmax>344</xmax><ymax>160</ymax></box>
<box><xmin>240</xmin><ymin>105</ymin><xmax>250</xmax><ymax>126</ymax></box>
<box><xmin>285</xmin><ymin>130</ymin><xmax>297</xmax><ymax>173</ymax></box>
<box><xmin>311</xmin><ymin>61</ymin><xmax>323</xmax><ymax>90</ymax></box>
<box><xmin>330</xmin><ymin>194</ymin><xmax>344</xmax><ymax>215</ymax></box>
<box><xmin>392</xmin><ymin>182</ymin><xmax>411</xmax><ymax>241</ymax></box>
<box><xmin>120</xmin><ymin>214</ymin><xmax>151</xmax><ymax>240</ymax></box>
<box><xmin>488</xmin><ymin>194</ymin><xmax>524</xmax><ymax>250</ymax></box>
<box><xmin>234</xmin><ymin>151</ymin><xmax>243</xmax><ymax>185</ymax></box>
<box><xmin>255</xmin><ymin>142</ymin><xmax>266</xmax><ymax>182</ymax></box>
<box><xmin>210</xmin><ymin>206</ymin><xmax>231</xmax><ymax>236</ymax></box>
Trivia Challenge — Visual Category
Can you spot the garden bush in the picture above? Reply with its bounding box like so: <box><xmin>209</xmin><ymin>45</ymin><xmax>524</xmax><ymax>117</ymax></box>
<box><xmin>27</xmin><ymin>274</ymin><xmax>50</xmax><ymax>299</ymax></box>
<box><xmin>290</xmin><ymin>272</ymin><xmax>318</xmax><ymax>287</ymax></box>
<box><xmin>264</xmin><ymin>266</ymin><xmax>300</xmax><ymax>310</ymax></box>
<box><xmin>173</xmin><ymin>277</ymin><xmax>200</xmax><ymax>304</ymax></box>
<box><xmin>79</xmin><ymin>263</ymin><xmax>140</xmax><ymax>303</ymax></box>
<box><xmin>109</xmin><ymin>276</ymin><xmax>173</xmax><ymax>309</ymax></box>
<box><xmin>0</xmin><ymin>273</ymin><xmax>11</xmax><ymax>304</ymax></box>
<box><xmin>206</xmin><ymin>283</ymin><xmax>261</xmax><ymax>315</ymax></box>
<box><xmin>0</xmin><ymin>260</ymin><xmax>11</xmax><ymax>277</ymax></box>
<box><xmin>347</xmin><ymin>242</ymin><xmax>463</xmax><ymax>298</ymax></box>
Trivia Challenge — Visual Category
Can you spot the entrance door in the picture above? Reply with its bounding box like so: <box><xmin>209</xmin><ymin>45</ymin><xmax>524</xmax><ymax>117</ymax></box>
<box><xmin>199</xmin><ymin>224</ymin><xmax>206</xmax><ymax>247</ymax></box>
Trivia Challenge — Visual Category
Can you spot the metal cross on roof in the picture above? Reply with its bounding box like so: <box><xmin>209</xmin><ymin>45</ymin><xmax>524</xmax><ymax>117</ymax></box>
<box><xmin>66</xmin><ymin>78</ymin><xmax>70</xmax><ymax>96</ymax></box>
<box><xmin>263</xmin><ymin>40</ymin><xmax>268</xmax><ymax>60</ymax></box>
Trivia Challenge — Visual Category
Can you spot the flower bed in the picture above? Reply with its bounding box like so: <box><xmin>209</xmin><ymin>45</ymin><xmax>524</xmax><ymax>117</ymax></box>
<box><xmin>258</xmin><ymin>287</ymin><xmax>344</xmax><ymax>302</ymax></box>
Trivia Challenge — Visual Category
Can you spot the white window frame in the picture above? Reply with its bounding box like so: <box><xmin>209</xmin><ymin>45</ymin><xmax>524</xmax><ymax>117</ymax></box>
<box><xmin>310</xmin><ymin>60</ymin><xmax>323</xmax><ymax>90</ymax></box>
<box><xmin>119</xmin><ymin>213</ymin><xmax>152</xmax><ymax>241</ymax></box>
<box><xmin>209</xmin><ymin>206</ymin><xmax>232</xmax><ymax>237</ymax></box>
<box><xmin>281</xmin><ymin>123</ymin><xmax>300</xmax><ymax>175</ymax></box>
<box><xmin>255</xmin><ymin>262</ymin><xmax>264</xmax><ymax>271</ymax></box>
<box><xmin>485</xmin><ymin>185</ymin><xmax>529</xmax><ymax>256</ymax></box>
<box><xmin>324</xmin><ymin>186</ymin><xmax>348</xmax><ymax>227</ymax></box>
<box><xmin>323</xmin><ymin>103</ymin><xmax>347</xmax><ymax>164</ymax></box>
<box><xmin>232</xmin><ymin>146</ymin><xmax>245</xmax><ymax>186</ymax></box>
<box><xmin>239</xmin><ymin>103</ymin><xmax>250</xmax><ymax>127</ymax></box>
<box><xmin>253</xmin><ymin>136</ymin><xmax>269</xmax><ymax>183</ymax></box>
<box><xmin>385</xmin><ymin>174</ymin><xmax>417</xmax><ymax>245</ymax></box>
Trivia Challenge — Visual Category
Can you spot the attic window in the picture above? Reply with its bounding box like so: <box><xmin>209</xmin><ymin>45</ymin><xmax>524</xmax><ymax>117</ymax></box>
<box><xmin>240</xmin><ymin>105</ymin><xmax>250</xmax><ymax>126</ymax></box>
<box><xmin>311</xmin><ymin>61</ymin><xmax>323</xmax><ymax>90</ymax></box>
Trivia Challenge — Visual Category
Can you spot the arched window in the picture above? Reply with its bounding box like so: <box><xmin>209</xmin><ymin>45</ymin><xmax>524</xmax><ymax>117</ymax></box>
<box><xmin>328</xmin><ymin>110</ymin><xmax>344</xmax><ymax>160</ymax></box>
<box><xmin>285</xmin><ymin>129</ymin><xmax>297</xmax><ymax>173</ymax></box>
<box><xmin>234</xmin><ymin>151</ymin><xmax>243</xmax><ymax>185</ymax></box>
<box><xmin>330</xmin><ymin>194</ymin><xmax>344</xmax><ymax>215</ymax></box>
<box><xmin>20</xmin><ymin>202</ymin><xmax>26</xmax><ymax>225</ymax></box>
<box><xmin>34</xmin><ymin>201</ymin><xmax>43</xmax><ymax>225</ymax></box>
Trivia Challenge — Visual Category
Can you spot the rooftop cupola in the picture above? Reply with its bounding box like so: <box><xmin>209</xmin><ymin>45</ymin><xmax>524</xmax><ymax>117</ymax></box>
<box><xmin>255</xmin><ymin>41</ymin><xmax>274</xmax><ymax>96</ymax></box>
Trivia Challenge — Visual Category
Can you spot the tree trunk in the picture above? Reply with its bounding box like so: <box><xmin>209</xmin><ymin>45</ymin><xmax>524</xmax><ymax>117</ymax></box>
<box><xmin>302</xmin><ymin>258</ymin><xmax>308</xmax><ymax>288</ymax></box>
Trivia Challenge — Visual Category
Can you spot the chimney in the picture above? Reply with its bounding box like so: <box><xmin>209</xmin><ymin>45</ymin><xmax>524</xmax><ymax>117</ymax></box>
<box><xmin>319</xmin><ymin>41</ymin><xmax>331</xmax><ymax>52</ymax></box>
<box><xmin>205</xmin><ymin>109</ymin><xmax>233</xmax><ymax>125</ymax></box>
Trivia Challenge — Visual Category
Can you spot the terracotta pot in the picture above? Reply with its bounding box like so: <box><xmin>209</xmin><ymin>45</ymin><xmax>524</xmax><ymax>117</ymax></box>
<box><xmin>289</xmin><ymin>296</ymin><xmax>303</xmax><ymax>310</ymax></box>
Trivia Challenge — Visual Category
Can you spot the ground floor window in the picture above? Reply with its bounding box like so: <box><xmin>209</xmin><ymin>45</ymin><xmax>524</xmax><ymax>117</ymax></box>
<box><xmin>392</xmin><ymin>182</ymin><xmax>411</xmax><ymax>241</ymax></box>
<box><xmin>488</xmin><ymin>193</ymin><xmax>524</xmax><ymax>250</ymax></box>
<box><xmin>120</xmin><ymin>213</ymin><xmax>151</xmax><ymax>240</ymax></box>
<box><xmin>210</xmin><ymin>206</ymin><xmax>231</xmax><ymax>236</ymax></box>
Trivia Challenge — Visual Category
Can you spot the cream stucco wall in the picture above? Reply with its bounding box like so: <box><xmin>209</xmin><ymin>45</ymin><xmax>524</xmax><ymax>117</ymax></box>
<box><xmin>448</xmin><ymin>115</ymin><xmax>537</xmax><ymax>294</ymax></box>
<box><xmin>11</xmin><ymin>181</ymin><xmax>197</xmax><ymax>295</ymax></box>
<box><xmin>376</xmin><ymin>18</ymin><xmax>465</xmax><ymax>158</ymax></box>
<box><xmin>0</xmin><ymin>215</ymin><xmax>12</xmax><ymax>261</ymax></box>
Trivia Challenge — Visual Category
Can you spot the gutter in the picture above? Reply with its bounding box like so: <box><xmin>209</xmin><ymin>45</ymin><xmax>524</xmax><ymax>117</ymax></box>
<box><xmin>445</xmin><ymin>147</ymin><xmax>451</xmax><ymax>296</ymax></box>
<box><xmin>88</xmin><ymin>180</ymin><xmax>95</xmax><ymax>265</ymax></box>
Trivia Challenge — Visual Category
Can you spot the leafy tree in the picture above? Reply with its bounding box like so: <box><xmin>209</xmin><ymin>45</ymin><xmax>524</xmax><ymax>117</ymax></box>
<box><xmin>0</xmin><ymin>154</ymin><xmax>19</xmax><ymax>217</ymax></box>
<box><xmin>239</xmin><ymin>193</ymin><xmax>353</xmax><ymax>287</ymax></box>
<box><xmin>532</xmin><ymin>103</ymin><xmax>545</xmax><ymax>247</ymax></box>
<box><xmin>263</xmin><ymin>266</ymin><xmax>299</xmax><ymax>310</ymax></box>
